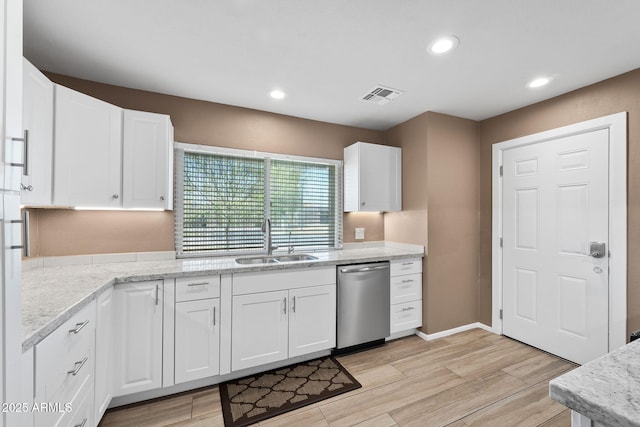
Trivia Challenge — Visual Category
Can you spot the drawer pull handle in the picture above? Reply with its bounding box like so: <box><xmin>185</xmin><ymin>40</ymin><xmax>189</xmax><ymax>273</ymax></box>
<box><xmin>68</xmin><ymin>320</ymin><xmax>89</xmax><ymax>334</ymax></box>
<box><xmin>402</xmin><ymin>262</ymin><xmax>413</xmax><ymax>266</ymax></box>
<box><xmin>401</xmin><ymin>279</ymin><xmax>414</xmax><ymax>283</ymax></box>
<box><xmin>401</xmin><ymin>306</ymin><xmax>415</xmax><ymax>312</ymax></box>
<box><xmin>74</xmin><ymin>418</ymin><xmax>87</xmax><ymax>427</ymax></box>
<box><xmin>68</xmin><ymin>357</ymin><xmax>88</xmax><ymax>376</ymax></box>
<box><xmin>187</xmin><ymin>282</ymin><xmax>208</xmax><ymax>287</ymax></box>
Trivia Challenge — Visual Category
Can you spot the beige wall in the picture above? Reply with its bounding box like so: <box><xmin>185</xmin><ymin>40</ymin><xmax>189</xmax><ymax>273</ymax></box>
<box><xmin>425</xmin><ymin>113</ymin><xmax>479</xmax><ymax>332</ymax></box>
<box><xmin>30</xmin><ymin>73</ymin><xmax>387</xmax><ymax>256</ymax></box>
<box><xmin>384</xmin><ymin>112</ymin><xmax>479</xmax><ymax>334</ymax></box>
<box><xmin>384</xmin><ymin>113</ymin><xmax>430</xmax><ymax>329</ymax></box>
<box><xmin>478</xmin><ymin>68</ymin><xmax>640</xmax><ymax>337</ymax></box>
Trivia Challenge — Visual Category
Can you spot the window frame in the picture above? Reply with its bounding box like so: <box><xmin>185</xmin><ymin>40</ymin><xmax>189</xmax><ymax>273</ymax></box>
<box><xmin>174</xmin><ymin>142</ymin><xmax>343</xmax><ymax>258</ymax></box>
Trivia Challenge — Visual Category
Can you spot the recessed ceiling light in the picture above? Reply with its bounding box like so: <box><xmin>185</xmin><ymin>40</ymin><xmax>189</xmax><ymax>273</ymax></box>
<box><xmin>270</xmin><ymin>89</ymin><xmax>286</xmax><ymax>99</ymax></box>
<box><xmin>528</xmin><ymin>77</ymin><xmax>551</xmax><ymax>88</ymax></box>
<box><xmin>428</xmin><ymin>36</ymin><xmax>459</xmax><ymax>55</ymax></box>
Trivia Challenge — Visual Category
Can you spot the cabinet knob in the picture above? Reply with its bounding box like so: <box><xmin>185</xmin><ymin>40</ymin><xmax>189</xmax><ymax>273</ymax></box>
<box><xmin>20</xmin><ymin>184</ymin><xmax>33</xmax><ymax>192</ymax></box>
<box><xmin>160</xmin><ymin>196</ymin><xmax>165</xmax><ymax>201</ymax></box>
<box><xmin>112</xmin><ymin>194</ymin><xmax>119</xmax><ymax>199</ymax></box>
<box><xmin>361</xmin><ymin>202</ymin><xmax>366</xmax><ymax>206</ymax></box>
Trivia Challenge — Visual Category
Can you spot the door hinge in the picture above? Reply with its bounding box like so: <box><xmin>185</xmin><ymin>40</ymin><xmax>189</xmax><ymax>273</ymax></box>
<box><xmin>500</xmin><ymin>237</ymin><xmax>503</xmax><ymax>248</ymax></box>
<box><xmin>499</xmin><ymin>165</ymin><xmax>503</xmax><ymax>177</ymax></box>
<box><xmin>499</xmin><ymin>309</ymin><xmax>503</xmax><ymax>320</ymax></box>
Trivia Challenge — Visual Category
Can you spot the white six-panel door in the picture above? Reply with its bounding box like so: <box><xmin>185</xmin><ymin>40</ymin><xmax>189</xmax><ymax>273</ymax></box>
<box><xmin>502</xmin><ymin>129</ymin><xmax>609</xmax><ymax>364</ymax></box>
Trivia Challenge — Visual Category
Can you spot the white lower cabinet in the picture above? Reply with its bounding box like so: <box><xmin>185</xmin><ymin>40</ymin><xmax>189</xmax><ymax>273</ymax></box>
<box><xmin>231</xmin><ymin>267</ymin><xmax>337</xmax><ymax>372</ymax></box>
<box><xmin>288</xmin><ymin>285</ymin><xmax>336</xmax><ymax>358</ymax></box>
<box><xmin>390</xmin><ymin>259</ymin><xmax>423</xmax><ymax>334</ymax></box>
<box><xmin>113</xmin><ymin>280</ymin><xmax>164</xmax><ymax>397</ymax></box>
<box><xmin>34</xmin><ymin>301</ymin><xmax>96</xmax><ymax>427</ymax></box>
<box><xmin>94</xmin><ymin>287</ymin><xmax>113</xmax><ymax>421</ymax></box>
<box><xmin>232</xmin><ymin>290</ymin><xmax>289</xmax><ymax>371</ymax></box>
<box><xmin>175</xmin><ymin>298</ymin><xmax>220</xmax><ymax>384</ymax></box>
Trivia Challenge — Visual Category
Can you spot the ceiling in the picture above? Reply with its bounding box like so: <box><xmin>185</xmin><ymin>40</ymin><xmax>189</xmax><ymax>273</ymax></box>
<box><xmin>23</xmin><ymin>0</ymin><xmax>640</xmax><ymax>131</ymax></box>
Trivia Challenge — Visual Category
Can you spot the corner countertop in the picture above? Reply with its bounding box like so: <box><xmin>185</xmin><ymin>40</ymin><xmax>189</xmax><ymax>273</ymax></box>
<box><xmin>21</xmin><ymin>242</ymin><xmax>424</xmax><ymax>352</ymax></box>
<box><xmin>549</xmin><ymin>340</ymin><xmax>640</xmax><ymax>427</ymax></box>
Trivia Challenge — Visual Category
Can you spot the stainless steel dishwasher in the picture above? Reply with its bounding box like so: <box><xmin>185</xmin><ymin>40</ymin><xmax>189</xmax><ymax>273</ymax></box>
<box><xmin>335</xmin><ymin>262</ymin><xmax>390</xmax><ymax>353</ymax></box>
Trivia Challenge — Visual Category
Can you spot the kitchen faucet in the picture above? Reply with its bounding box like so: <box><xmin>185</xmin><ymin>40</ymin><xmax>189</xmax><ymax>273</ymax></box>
<box><xmin>262</xmin><ymin>218</ymin><xmax>278</xmax><ymax>255</ymax></box>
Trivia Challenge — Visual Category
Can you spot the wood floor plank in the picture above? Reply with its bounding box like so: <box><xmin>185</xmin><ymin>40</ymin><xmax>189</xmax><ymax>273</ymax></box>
<box><xmin>501</xmin><ymin>352</ymin><xmax>576</xmax><ymax>385</ymax></box>
<box><xmin>461</xmin><ymin>382</ymin><xmax>567</xmax><ymax>426</ymax></box>
<box><xmin>99</xmin><ymin>394</ymin><xmax>193</xmax><ymax>427</ymax></box>
<box><xmin>445</xmin><ymin>341</ymin><xmax>541</xmax><ymax>379</ymax></box>
<box><xmin>258</xmin><ymin>406</ymin><xmax>329</xmax><ymax>427</ymax></box>
<box><xmin>351</xmin><ymin>413</ymin><xmax>399</xmax><ymax>427</ymax></box>
<box><xmin>389</xmin><ymin>370</ymin><xmax>528</xmax><ymax>427</ymax></box>
<box><xmin>336</xmin><ymin>335</ymin><xmax>446</xmax><ymax>374</ymax></box>
<box><xmin>538</xmin><ymin>409</ymin><xmax>571</xmax><ymax>427</ymax></box>
<box><xmin>319</xmin><ymin>366</ymin><xmax>465</xmax><ymax>427</ymax></box>
<box><xmin>190</xmin><ymin>386</ymin><xmax>222</xmax><ymax>419</ymax></box>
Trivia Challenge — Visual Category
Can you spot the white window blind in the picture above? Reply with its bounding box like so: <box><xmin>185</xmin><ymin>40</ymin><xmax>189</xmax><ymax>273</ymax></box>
<box><xmin>175</xmin><ymin>144</ymin><xmax>342</xmax><ymax>257</ymax></box>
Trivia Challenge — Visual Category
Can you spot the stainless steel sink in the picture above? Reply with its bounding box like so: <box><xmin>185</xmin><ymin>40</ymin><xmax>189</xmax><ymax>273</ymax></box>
<box><xmin>235</xmin><ymin>256</ymin><xmax>279</xmax><ymax>265</ymax></box>
<box><xmin>235</xmin><ymin>253</ymin><xmax>318</xmax><ymax>264</ymax></box>
<box><xmin>273</xmin><ymin>254</ymin><xmax>318</xmax><ymax>262</ymax></box>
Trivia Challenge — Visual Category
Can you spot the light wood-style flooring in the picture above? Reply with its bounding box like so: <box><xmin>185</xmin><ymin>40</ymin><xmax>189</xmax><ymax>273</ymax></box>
<box><xmin>99</xmin><ymin>328</ymin><xmax>576</xmax><ymax>426</ymax></box>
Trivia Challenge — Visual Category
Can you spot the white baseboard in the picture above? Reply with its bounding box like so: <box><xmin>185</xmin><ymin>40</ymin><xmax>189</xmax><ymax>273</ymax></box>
<box><xmin>416</xmin><ymin>322</ymin><xmax>497</xmax><ymax>341</ymax></box>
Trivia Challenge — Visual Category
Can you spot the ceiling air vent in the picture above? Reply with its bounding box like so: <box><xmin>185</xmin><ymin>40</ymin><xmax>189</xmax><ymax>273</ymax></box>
<box><xmin>362</xmin><ymin>85</ymin><xmax>404</xmax><ymax>105</ymax></box>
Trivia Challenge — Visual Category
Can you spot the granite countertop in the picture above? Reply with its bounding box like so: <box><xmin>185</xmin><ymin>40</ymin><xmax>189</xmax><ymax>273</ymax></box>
<box><xmin>549</xmin><ymin>340</ymin><xmax>640</xmax><ymax>427</ymax></box>
<box><xmin>22</xmin><ymin>242</ymin><xmax>424</xmax><ymax>352</ymax></box>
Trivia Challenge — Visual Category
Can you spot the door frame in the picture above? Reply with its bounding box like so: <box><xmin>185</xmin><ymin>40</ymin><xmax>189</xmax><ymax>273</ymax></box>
<box><xmin>492</xmin><ymin>112</ymin><xmax>627</xmax><ymax>353</ymax></box>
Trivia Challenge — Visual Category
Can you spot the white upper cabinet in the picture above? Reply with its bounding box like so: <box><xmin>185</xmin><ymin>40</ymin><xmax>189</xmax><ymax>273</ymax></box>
<box><xmin>344</xmin><ymin>141</ymin><xmax>402</xmax><ymax>212</ymax></box>
<box><xmin>53</xmin><ymin>84</ymin><xmax>122</xmax><ymax>208</ymax></box>
<box><xmin>123</xmin><ymin>110</ymin><xmax>173</xmax><ymax>210</ymax></box>
<box><xmin>22</xmin><ymin>59</ymin><xmax>53</xmax><ymax>206</ymax></box>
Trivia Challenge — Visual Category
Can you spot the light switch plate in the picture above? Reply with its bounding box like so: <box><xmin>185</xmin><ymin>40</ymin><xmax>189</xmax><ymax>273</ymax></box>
<box><xmin>355</xmin><ymin>228</ymin><xmax>365</xmax><ymax>240</ymax></box>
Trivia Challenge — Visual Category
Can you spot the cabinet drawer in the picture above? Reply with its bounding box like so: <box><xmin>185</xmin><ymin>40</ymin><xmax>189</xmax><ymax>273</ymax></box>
<box><xmin>64</xmin><ymin>375</ymin><xmax>94</xmax><ymax>427</ymax></box>
<box><xmin>176</xmin><ymin>276</ymin><xmax>220</xmax><ymax>302</ymax></box>
<box><xmin>390</xmin><ymin>259</ymin><xmax>422</xmax><ymax>276</ymax></box>
<box><xmin>390</xmin><ymin>300</ymin><xmax>422</xmax><ymax>334</ymax></box>
<box><xmin>35</xmin><ymin>365</ymin><xmax>93</xmax><ymax>427</ymax></box>
<box><xmin>390</xmin><ymin>274</ymin><xmax>422</xmax><ymax>304</ymax></box>
<box><xmin>233</xmin><ymin>267</ymin><xmax>335</xmax><ymax>295</ymax></box>
<box><xmin>35</xmin><ymin>301</ymin><xmax>96</xmax><ymax>403</ymax></box>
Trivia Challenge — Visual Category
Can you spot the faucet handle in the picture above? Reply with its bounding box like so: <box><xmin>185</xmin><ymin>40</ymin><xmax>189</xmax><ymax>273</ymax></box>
<box><xmin>287</xmin><ymin>231</ymin><xmax>294</xmax><ymax>254</ymax></box>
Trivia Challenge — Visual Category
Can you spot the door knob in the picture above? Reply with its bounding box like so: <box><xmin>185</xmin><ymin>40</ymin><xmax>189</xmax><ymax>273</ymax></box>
<box><xmin>588</xmin><ymin>242</ymin><xmax>606</xmax><ymax>258</ymax></box>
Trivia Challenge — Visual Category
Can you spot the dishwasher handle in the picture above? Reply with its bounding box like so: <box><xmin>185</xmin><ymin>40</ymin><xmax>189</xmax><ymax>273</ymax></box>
<box><xmin>339</xmin><ymin>264</ymin><xmax>390</xmax><ymax>274</ymax></box>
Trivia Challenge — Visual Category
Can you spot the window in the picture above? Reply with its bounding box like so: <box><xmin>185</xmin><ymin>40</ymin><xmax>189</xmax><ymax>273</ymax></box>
<box><xmin>175</xmin><ymin>144</ymin><xmax>343</xmax><ymax>257</ymax></box>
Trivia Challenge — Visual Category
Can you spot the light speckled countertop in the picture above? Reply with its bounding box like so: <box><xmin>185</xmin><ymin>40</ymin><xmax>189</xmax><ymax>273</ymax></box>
<box><xmin>22</xmin><ymin>243</ymin><xmax>423</xmax><ymax>352</ymax></box>
<box><xmin>549</xmin><ymin>340</ymin><xmax>640</xmax><ymax>427</ymax></box>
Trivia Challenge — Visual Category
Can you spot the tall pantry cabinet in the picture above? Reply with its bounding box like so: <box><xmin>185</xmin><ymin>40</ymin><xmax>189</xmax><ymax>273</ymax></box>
<box><xmin>1</xmin><ymin>0</ymin><xmax>26</xmax><ymax>426</ymax></box>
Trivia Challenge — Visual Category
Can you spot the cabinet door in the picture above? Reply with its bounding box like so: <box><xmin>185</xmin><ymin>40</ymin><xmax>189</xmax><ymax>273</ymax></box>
<box><xmin>344</xmin><ymin>142</ymin><xmax>401</xmax><ymax>212</ymax></box>
<box><xmin>122</xmin><ymin>110</ymin><xmax>173</xmax><ymax>209</ymax></box>
<box><xmin>113</xmin><ymin>281</ymin><xmax>163</xmax><ymax>396</ymax></box>
<box><xmin>358</xmin><ymin>143</ymin><xmax>401</xmax><ymax>212</ymax></box>
<box><xmin>53</xmin><ymin>84</ymin><xmax>122</xmax><ymax>207</ymax></box>
<box><xmin>231</xmin><ymin>290</ymin><xmax>288</xmax><ymax>371</ymax></box>
<box><xmin>289</xmin><ymin>284</ymin><xmax>336</xmax><ymax>358</ymax></box>
<box><xmin>175</xmin><ymin>299</ymin><xmax>220</xmax><ymax>384</ymax></box>
<box><xmin>22</xmin><ymin>59</ymin><xmax>53</xmax><ymax>206</ymax></box>
<box><xmin>95</xmin><ymin>287</ymin><xmax>113</xmax><ymax>421</ymax></box>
